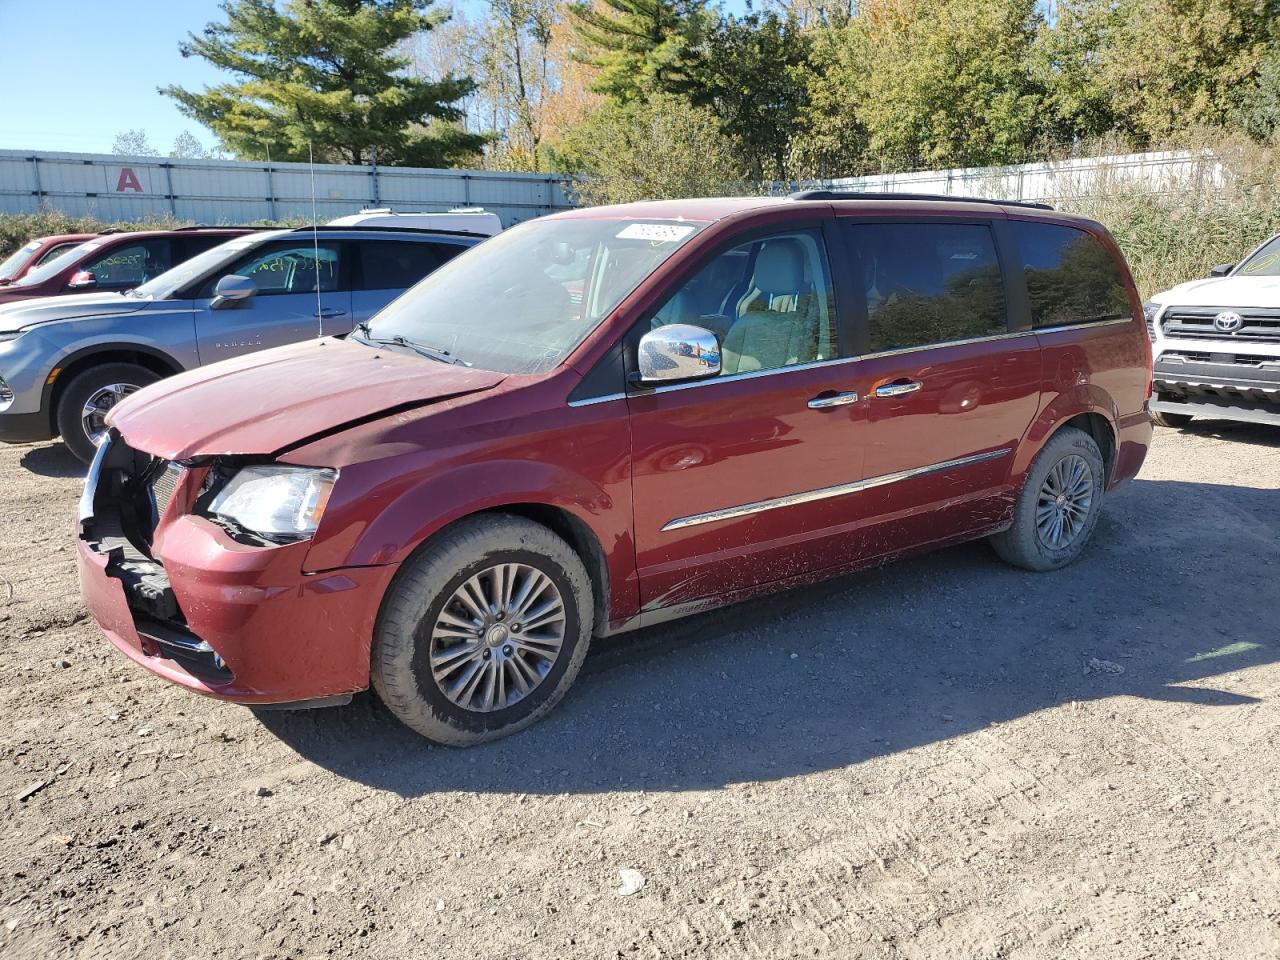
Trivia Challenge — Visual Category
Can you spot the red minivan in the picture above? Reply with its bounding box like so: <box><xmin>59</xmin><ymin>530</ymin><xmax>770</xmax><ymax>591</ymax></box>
<box><xmin>0</xmin><ymin>233</ymin><xmax>97</xmax><ymax>285</ymax></box>
<box><xmin>78</xmin><ymin>194</ymin><xmax>1153</xmax><ymax>745</ymax></box>
<box><xmin>0</xmin><ymin>228</ymin><xmax>252</xmax><ymax>305</ymax></box>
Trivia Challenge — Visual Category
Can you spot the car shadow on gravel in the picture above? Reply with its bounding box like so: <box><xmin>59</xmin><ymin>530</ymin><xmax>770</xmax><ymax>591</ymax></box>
<box><xmin>256</xmin><ymin>477</ymin><xmax>1278</xmax><ymax>797</ymax></box>
<box><xmin>1165</xmin><ymin>418</ymin><xmax>1280</xmax><ymax>448</ymax></box>
<box><xmin>19</xmin><ymin>442</ymin><xmax>84</xmax><ymax>479</ymax></box>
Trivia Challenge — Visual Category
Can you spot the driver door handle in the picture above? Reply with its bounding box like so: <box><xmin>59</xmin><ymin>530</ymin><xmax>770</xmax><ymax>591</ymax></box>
<box><xmin>808</xmin><ymin>391</ymin><xmax>859</xmax><ymax>409</ymax></box>
<box><xmin>314</xmin><ymin>307</ymin><xmax>346</xmax><ymax>318</ymax></box>
<box><xmin>874</xmin><ymin>380</ymin><xmax>923</xmax><ymax>398</ymax></box>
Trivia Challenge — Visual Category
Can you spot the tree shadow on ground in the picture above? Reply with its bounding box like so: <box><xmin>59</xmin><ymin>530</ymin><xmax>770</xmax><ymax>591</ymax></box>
<box><xmin>257</xmin><ymin>476</ymin><xmax>1278</xmax><ymax>796</ymax></box>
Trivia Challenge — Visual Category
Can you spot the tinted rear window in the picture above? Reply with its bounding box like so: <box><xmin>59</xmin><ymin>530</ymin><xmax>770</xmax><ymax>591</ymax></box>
<box><xmin>357</xmin><ymin>240</ymin><xmax>445</xmax><ymax>291</ymax></box>
<box><xmin>1014</xmin><ymin>222</ymin><xmax>1130</xmax><ymax>327</ymax></box>
<box><xmin>846</xmin><ymin>222</ymin><xmax>1007</xmax><ymax>353</ymax></box>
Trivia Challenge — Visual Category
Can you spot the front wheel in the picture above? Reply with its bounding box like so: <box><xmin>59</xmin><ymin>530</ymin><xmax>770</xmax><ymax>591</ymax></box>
<box><xmin>55</xmin><ymin>362</ymin><xmax>159</xmax><ymax>464</ymax></box>
<box><xmin>371</xmin><ymin>514</ymin><xmax>593</xmax><ymax>746</ymax></box>
<box><xmin>990</xmin><ymin>426</ymin><xmax>1105</xmax><ymax>572</ymax></box>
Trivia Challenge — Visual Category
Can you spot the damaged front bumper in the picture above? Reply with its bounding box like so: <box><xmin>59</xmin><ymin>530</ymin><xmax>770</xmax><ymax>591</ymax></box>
<box><xmin>76</xmin><ymin>434</ymin><xmax>396</xmax><ymax>705</ymax></box>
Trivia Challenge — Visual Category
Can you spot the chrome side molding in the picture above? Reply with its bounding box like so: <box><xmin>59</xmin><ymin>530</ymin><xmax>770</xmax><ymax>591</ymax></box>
<box><xmin>661</xmin><ymin>447</ymin><xmax>1012</xmax><ymax>532</ymax></box>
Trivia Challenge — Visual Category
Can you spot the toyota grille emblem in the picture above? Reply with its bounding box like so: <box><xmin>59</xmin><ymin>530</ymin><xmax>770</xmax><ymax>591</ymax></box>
<box><xmin>1214</xmin><ymin>311</ymin><xmax>1245</xmax><ymax>333</ymax></box>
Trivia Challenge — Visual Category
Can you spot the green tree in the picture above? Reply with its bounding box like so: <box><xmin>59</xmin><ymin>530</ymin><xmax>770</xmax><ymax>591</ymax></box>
<box><xmin>162</xmin><ymin>0</ymin><xmax>486</xmax><ymax>166</ymax></box>
<box><xmin>792</xmin><ymin>16</ymin><xmax>871</xmax><ymax>177</ymax></box>
<box><xmin>853</xmin><ymin>0</ymin><xmax>1047</xmax><ymax>170</ymax></box>
<box><xmin>170</xmin><ymin>130</ymin><xmax>217</xmax><ymax>159</ymax></box>
<box><xmin>568</xmin><ymin>0</ymin><xmax>708</xmax><ymax>103</ymax></box>
<box><xmin>1041</xmin><ymin>0</ymin><xmax>1279</xmax><ymax>146</ymax></box>
<box><xmin>111</xmin><ymin>129</ymin><xmax>159</xmax><ymax>157</ymax></box>
<box><xmin>551</xmin><ymin>94</ymin><xmax>744</xmax><ymax>203</ymax></box>
<box><xmin>1235</xmin><ymin>47</ymin><xmax>1280</xmax><ymax>144</ymax></box>
<box><xmin>671</xmin><ymin>12</ymin><xmax>812</xmax><ymax>180</ymax></box>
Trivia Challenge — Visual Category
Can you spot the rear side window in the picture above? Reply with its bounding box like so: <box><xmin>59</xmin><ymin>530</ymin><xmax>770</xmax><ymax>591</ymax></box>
<box><xmin>173</xmin><ymin>235</ymin><xmax>235</xmax><ymax>261</ymax></box>
<box><xmin>35</xmin><ymin>241</ymin><xmax>81</xmax><ymax>266</ymax></box>
<box><xmin>83</xmin><ymin>240</ymin><xmax>172</xmax><ymax>288</ymax></box>
<box><xmin>1014</xmin><ymin>222</ymin><xmax>1130</xmax><ymax>327</ymax></box>
<box><xmin>357</xmin><ymin>241</ymin><xmax>443</xmax><ymax>291</ymax></box>
<box><xmin>846</xmin><ymin>222</ymin><xmax>1007</xmax><ymax>353</ymax></box>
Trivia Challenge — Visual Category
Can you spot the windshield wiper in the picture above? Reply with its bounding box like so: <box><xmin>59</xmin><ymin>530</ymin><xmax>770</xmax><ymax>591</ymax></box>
<box><xmin>353</xmin><ymin>323</ymin><xmax>469</xmax><ymax>366</ymax></box>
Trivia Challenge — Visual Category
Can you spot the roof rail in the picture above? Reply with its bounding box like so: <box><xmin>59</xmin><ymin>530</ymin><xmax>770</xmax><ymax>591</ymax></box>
<box><xmin>788</xmin><ymin>190</ymin><xmax>1054</xmax><ymax>211</ymax></box>
<box><xmin>172</xmin><ymin>224</ymin><xmax>268</xmax><ymax>231</ymax></box>
<box><xmin>287</xmin><ymin>224</ymin><xmax>490</xmax><ymax>239</ymax></box>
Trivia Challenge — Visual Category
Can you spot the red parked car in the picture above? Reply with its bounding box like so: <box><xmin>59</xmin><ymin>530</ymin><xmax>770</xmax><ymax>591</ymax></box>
<box><xmin>78</xmin><ymin>194</ymin><xmax>1153</xmax><ymax>745</ymax></box>
<box><xmin>0</xmin><ymin>228</ymin><xmax>253</xmax><ymax>305</ymax></box>
<box><xmin>0</xmin><ymin>233</ymin><xmax>97</xmax><ymax>286</ymax></box>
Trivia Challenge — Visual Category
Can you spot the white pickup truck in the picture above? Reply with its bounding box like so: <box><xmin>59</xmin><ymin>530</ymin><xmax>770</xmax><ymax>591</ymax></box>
<box><xmin>1146</xmin><ymin>232</ymin><xmax>1280</xmax><ymax>427</ymax></box>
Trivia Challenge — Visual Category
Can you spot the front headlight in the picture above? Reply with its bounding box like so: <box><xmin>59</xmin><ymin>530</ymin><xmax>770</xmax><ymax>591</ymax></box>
<box><xmin>206</xmin><ymin>465</ymin><xmax>336</xmax><ymax>541</ymax></box>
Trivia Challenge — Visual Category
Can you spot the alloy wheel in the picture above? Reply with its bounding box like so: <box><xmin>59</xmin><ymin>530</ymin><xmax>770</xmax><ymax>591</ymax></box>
<box><xmin>81</xmin><ymin>382</ymin><xmax>140</xmax><ymax>447</ymax></box>
<box><xmin>1035</xmin><ymin>454</ymin><xmax>1094</xmax><ymax>549</ymax></box>
<box><xmin>429</xmin><ymin>563</ymin><xmax>567</xmax><ymax>713</ymax></box>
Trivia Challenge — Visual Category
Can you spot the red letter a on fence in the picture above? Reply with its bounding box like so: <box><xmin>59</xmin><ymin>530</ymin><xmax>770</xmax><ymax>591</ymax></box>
<box><xmin>116</xmin><ymin>168</ymin><xmax>143</xmax><ymax>193</ymax></box>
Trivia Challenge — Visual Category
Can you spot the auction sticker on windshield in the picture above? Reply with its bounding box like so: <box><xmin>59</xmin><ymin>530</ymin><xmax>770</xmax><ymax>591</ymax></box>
<box><xmin>616</xmin><ymin>223</ymin><xmax>697</xmax><ymax>243</ymax></box>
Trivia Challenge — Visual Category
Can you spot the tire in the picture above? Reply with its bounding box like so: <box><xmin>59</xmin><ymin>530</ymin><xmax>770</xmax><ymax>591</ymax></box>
<box><xmin>990</xmin><ymin>426</ymin><xmax>1106</xmax><ymax>572</ymax></box>
<box><xmin>371</xmin><ymin>514</ymin><xmax>593</xmax><ymax>746</ymax></box>
<box><xmin>1151</xmin><ymin>409</ymin><xmax>1192</xmax><ymax>428</ymax></box>
<box><xmin>55</xmin><ymin>362</ymin><xmax>159</xmax><ymax>464</ymax></box>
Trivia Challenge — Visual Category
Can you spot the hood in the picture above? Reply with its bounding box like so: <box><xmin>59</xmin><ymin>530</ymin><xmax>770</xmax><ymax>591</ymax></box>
<box><xmin>108</xmin><ymin>337</ymin><xmax>506</xmax><ymax>460</ymax></box>
<box><xmin>1151</xmin><ymin>275</ymin><xmax>1280</xmax><ymax>309</ymax></box>
<box><xmin>0</xmin><ymin>291</ymin><xmax>146</xmax><ymax>331</ymax></box>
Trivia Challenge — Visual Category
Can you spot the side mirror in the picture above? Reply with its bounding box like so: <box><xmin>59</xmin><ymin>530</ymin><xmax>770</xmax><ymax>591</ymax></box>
<box><xmin>636</xmin><ymin>324</ymin><xmax>721</xmax><ymax>384</ymax></box>
<box><xmin>210</xmin><ymin>274</ymin><xmax>257</xmax><ymax>309</ymax></box>
<box><xmin>67</xmin><ymin>270</ymin><xmax>97</xmax><ymax>290</ymax></box>
<box><xmin>1209</xmin><ymin>263</ymin><xmax>1234</xmax><ymax>278</ymax></box>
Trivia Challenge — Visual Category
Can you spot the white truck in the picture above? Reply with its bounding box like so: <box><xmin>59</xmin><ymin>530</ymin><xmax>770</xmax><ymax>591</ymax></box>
<box><xmin>1146</xmin><ymin>232</ymin><xmax>1280</xmax><ymax>428</ymax></box>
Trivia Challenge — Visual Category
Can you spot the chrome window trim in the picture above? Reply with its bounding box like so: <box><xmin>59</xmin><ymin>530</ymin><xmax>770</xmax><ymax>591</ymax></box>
<box><xmin>569</xmin><ymin>316</ymin><xmax>1136</xmax><ymax>406</ymax></box>
<box><xmin>567</xmin><ymin>391</ymin><xmax>626</xmax><ymax>408</ymax></box>
<box><xmin>661</xmin><ymin>447</ymin><xmax>1012</xmax><ymax>532</ymax></box>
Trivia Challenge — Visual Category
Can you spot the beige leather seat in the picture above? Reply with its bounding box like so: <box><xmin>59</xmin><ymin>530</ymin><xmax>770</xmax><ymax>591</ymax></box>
<box><xmin>721</xmin><ymin>240</ymin><xmax>819</xmax><ymax>375</ymax></box>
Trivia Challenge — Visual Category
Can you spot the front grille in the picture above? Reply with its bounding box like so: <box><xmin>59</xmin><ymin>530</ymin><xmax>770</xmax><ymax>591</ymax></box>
<box><xmin>1162</xmin><ymin>307</ymin><xmax>1280</xmax><ymax>343</ymax></box>
<box><xmin>1160</xmin><ymin>351</ymin><xmax>1280</xmax><ymax>366</ymax></box>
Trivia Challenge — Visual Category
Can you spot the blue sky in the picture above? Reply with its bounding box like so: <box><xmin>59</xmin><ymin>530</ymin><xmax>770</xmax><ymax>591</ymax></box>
<box><xmin>0</xmin><ymin>0</ymin><xmax>484</xmax><ymax>155</ymax></box>
<box><xmin>0</xmin><ymin>0</ymin><xmax>229</xmax><ymax>154</ymax></box>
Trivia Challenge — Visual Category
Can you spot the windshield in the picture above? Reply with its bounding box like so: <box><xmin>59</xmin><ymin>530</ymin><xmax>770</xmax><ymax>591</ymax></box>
<box><xmin>1237</xmin><ymin>235</ymin><xmax>1280</xmax><ymax>277</ymax></box>
<box><xmin>14</xmin><ymin>239</ymin><xmax>104</xmax><ymax>287</ymax></box>
<box><xmin>130</xmin><ymin>233</ymin><xmax>280</xmax><ymax>300</ymax></box>
<box><xmin>0</xmin><ymin>241</ymin><xmax>40</xmax><ymax>281</ymax></box>
<box><xmin>359</xmin><ymin>217</ymin><xmax>707</xmax><ymax>374</ymax></box>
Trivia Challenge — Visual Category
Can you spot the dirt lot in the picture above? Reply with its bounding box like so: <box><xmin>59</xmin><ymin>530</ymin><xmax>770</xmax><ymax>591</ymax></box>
<box><xmin>1</xmin><ymin>422</ymin><xmax>1279</xmax><ymax>959</ymax></box>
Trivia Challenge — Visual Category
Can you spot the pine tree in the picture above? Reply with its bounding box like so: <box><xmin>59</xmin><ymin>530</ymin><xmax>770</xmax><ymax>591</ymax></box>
<box><xmin>161</xmin><ymin>0</ymin><xmax>486</xmax><ymax>167</ymax></box>
<box><xmin>568</xmin><ymin>0</ymin><xmax>708</xmax><ymax>102</ymax></box>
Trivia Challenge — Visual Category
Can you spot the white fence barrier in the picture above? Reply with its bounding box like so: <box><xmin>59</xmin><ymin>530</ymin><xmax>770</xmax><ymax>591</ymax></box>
<box><xmin>776</xmin><ymin>150</ymin><xmax>1227</xmax><ymax>204</ymax></box>
<box><xmin>0</xmin><ymin>149</ymin><xmax>576</xmax><ymax>227</ymax></box>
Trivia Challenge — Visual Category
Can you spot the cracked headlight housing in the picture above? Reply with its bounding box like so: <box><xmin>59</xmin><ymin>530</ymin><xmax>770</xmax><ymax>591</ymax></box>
<box><xmin>206</xmin><ymin>465</ymin><xmax>336</xmax><ymax>542</ymax></box>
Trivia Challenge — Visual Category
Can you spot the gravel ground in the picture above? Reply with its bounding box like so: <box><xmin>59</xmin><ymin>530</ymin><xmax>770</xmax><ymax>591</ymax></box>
<box><xmin>1</xmin><ymin>421</ymin><xmax>1279</xmax><ymax>959</ymax></box>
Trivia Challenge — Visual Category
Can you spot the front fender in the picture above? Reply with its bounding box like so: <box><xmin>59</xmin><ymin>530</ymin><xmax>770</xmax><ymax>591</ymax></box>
<box><xmin>297</xmin><ymin>412</ymin><xmax>638</xmax><ymax>624</ymax></box>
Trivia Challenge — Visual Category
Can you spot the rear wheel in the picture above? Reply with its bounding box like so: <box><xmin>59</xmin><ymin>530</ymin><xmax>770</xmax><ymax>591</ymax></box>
<box><xmin>55</xmin><ymin>362</ymin><xmax>159</xmax><ymax>464</ymax></box>
<box><xmin>371</xmin><ymin>514</ymin><xmax>593</xmax><ymax>746</ymax></box>
<box><xmin>990</xmin><ymin>426</ymin><xmax>1105</xmax><ymax>572</ymax></box>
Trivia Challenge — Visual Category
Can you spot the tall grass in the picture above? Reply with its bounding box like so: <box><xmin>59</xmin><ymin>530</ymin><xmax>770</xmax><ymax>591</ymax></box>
<box><xmin>1058</xmin><ymin>136</ymin><xmax>1280</xmax><ymax>297</ymax></box>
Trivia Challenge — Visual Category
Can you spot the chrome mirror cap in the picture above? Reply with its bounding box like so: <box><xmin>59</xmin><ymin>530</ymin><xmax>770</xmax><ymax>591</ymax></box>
<box><xmin>210</xmin><ymin>274</ymin><xmax>257</xmax><ymax>309</ymax></box>
<box><xmin>637</xmin><ymin>324</ymin><xmax>721</xmax><ymax>383</ymax></box>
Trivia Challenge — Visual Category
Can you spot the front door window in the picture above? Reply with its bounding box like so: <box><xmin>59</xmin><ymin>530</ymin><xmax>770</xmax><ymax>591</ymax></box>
<box><xmin>647</xmin><ymin>230</ymin><xmax>837</xmax><ymax>376</ymax></box>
